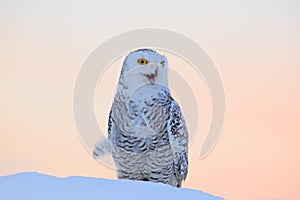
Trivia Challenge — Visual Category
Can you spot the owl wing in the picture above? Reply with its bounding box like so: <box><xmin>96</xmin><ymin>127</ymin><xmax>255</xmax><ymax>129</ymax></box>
<box><xmin>166</xmin><ymin>98</ymin><xmax>189</xmax><ymax>187</ymax></box>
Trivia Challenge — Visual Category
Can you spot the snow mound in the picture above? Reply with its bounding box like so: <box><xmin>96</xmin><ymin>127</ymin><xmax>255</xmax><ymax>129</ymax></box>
<box><xmin>0</xmin><ymin>172</ymin><xmax>224</xmax><ymax>200</ymax></box>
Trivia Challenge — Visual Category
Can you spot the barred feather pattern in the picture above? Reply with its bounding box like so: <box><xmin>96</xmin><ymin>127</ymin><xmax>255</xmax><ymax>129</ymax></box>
<box><xmin>108</xmin><ymin>85</ymin><xmax>188</xmax><ymax>187</ymax></box>
<box><xmin>93</xmin><ymin>49</ymin><xmax>188</xmax><ymax>187</ymax></box>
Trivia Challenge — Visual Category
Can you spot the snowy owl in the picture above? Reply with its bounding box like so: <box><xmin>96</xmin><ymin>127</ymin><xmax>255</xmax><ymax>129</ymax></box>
<box><xmin>93</xmin><ymin>49</ymin><xmax>188</xmax><ymax>187</ymax></box>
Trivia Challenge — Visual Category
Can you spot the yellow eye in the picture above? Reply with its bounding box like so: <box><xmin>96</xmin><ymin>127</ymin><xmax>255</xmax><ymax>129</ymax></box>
<box><xmin>137</xmin><ymin>58</ymin><xmax>148</xmax><ymax>65</ymax></box>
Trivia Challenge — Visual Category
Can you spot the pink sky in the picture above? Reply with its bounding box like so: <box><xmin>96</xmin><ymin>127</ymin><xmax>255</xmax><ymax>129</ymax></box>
<box><xmin>1</xmin><ymin>1</ymin><xmax>300</xmax><ymax>199</ymax></box>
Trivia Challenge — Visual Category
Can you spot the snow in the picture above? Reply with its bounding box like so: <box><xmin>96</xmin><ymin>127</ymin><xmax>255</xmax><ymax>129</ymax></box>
<box><xmin>0</xmin><ymin>172</ymin><xmax>224</xmax><ymax>200</ymax></box>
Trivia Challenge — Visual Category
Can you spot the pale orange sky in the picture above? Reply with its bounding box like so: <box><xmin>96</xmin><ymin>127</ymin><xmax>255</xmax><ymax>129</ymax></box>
<box><xmin>1</xmin><ymin>1</ymin><xmax>300</xmax><ymax>200</ymax></box>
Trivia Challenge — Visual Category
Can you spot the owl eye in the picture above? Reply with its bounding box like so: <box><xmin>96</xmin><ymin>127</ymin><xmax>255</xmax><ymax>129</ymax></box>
<box><xmin>137</xmin><ymin>58</ymin><xmax>148</xmax><ymax>65</ymax></box>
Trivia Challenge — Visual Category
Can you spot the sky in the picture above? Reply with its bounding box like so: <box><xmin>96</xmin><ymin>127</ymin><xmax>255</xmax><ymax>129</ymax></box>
<box><xmin>1</xmin><ymin>0</ymin><xmax>300</xmax><ymax>200</ymax></box>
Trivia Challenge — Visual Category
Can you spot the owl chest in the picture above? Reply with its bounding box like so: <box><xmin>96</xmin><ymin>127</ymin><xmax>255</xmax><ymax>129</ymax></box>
<box><xmin>114</xmin><ymin>95</ymin><xmax>169</xmax><ymax>132</ymax></box>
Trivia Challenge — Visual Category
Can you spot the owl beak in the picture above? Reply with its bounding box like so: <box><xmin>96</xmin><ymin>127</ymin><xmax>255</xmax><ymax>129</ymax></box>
<box><xmin>149</xmin><ymin>76</ymin><xmax>155</xmax><ymax>84</ymax></box>
<box><xmin>142</xmin><ymin>68</ymin><xmax>158</xmax><ymax>85</ymax></box>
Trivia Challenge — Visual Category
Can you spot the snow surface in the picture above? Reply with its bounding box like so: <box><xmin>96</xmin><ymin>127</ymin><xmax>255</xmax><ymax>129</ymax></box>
<box><xmin>0</xmin><ymin>172</ymin><xmax>224</xmax><ymax>200</ymax></box>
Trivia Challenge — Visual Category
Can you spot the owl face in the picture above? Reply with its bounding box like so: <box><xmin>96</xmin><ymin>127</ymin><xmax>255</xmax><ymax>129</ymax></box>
<box><xmin>121</xmin><ymin>49</ymin><xmax>168</xmax><ymax>86</ymax></box>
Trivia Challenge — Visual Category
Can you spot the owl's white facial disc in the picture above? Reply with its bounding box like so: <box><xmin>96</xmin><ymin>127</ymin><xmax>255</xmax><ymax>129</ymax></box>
<box><xmin>119</xmin><ymin>49</ymin><xmax>169</xmax><ymax>92</ymax></box>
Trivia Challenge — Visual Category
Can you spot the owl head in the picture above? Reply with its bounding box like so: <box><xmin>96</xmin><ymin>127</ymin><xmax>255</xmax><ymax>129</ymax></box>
<box><xmin>119</xmin><ymin>49</ymin><xmax>168</xmax><ymax>87</ymax></box>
